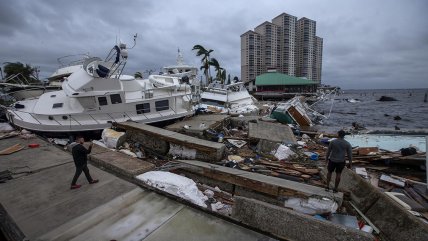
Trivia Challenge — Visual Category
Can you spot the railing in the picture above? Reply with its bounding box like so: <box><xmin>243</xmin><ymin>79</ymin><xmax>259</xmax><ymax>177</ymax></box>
<box><xmin>5</xmin><ymin>105</ymin><xmax>188</xmax><ymax>127</ymax></box>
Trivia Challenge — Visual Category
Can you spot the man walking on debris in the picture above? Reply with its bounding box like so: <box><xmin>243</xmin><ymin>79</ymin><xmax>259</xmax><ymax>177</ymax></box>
<box><xmin>325</xmin><ymin>130</ymin><xmax>352</xmax><ymax>193</ymax></box>
<box><xmin>70</xmin><ymin>135</ymin><xmax>98</xmax><ymax>189</ymax></box>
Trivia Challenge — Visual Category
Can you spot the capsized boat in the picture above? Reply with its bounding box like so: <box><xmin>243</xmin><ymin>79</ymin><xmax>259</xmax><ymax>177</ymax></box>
<box><xmin>270</xmin><ymin>96</ymin><xmax>324</xmax><ymax>127</ymax></box>
<box><xmin>199</xmin><ymin>81</ymin><xmax>258</xmax><ymax>115</ymax></box>
<box><xmin>5</xmin><ymin>43</ymin><xmax>194</xmax><ymax>133</ymax></box>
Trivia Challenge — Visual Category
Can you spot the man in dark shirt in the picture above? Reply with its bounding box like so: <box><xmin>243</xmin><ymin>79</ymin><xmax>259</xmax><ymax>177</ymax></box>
<box><xmin>325</xmin><ymin>130</ymin><xmax>352</xmax><ymax>193</ymax></box>
<box><xmin>70</xmin><ymin>136</ymin><xmax>98</xmax><ymax>189</ymax></box>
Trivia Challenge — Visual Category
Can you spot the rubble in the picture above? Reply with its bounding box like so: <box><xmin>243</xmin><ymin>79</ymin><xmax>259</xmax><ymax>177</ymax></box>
<box><xmin>21</xmin><ymin>94</ymin><xmax>426</xmax><ymax>240</ymax></box>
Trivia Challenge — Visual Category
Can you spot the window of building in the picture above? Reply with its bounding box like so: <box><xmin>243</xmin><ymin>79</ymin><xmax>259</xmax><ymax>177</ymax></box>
<box><xmin>110</xmin><ymin>94</ymin><xmax>122</xmax><ymax>104</ymax></box>
<box><xmin>155</xmin><ymin>100</ymin><xmax>169</xmax><ymax>111</ymax></box>
<box><xmin>136</xmin><ymin>103</ymin><xmax>150</xmax><ymax>114</ymax></box>
<box><xmin>52</xmin><ymin>103</ymin><xmax>63</xmax><ymax>108</ymax></box>
<box><xmin>98</xmin><ymin>96</ymin><xmax>108</xmax><ymax>106</ymax></box>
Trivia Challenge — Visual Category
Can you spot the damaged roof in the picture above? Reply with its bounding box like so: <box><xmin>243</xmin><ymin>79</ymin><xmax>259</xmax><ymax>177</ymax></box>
<box><xmin>256</xmin><ymin>72</ymin><xmax>317</xmax><ymax>86</ymax></box>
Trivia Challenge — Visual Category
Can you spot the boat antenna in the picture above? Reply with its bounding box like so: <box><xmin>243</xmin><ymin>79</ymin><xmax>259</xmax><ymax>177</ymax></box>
<box><xmin>128</xmin><ymin>33</ymin><xmax>138</xmax><ymax>49</ymax></box>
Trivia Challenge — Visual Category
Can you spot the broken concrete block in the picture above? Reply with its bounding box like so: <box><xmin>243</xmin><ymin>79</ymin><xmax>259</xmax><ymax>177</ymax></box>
<box><xmin>248</xmin><ymin>121</ymin><xmax>297</xmax><ymax>144</ymax></box>
<box><xmin>116</xmin><ymin>122</ymin><xmax>225</xmax><ymax>162</ymax></box>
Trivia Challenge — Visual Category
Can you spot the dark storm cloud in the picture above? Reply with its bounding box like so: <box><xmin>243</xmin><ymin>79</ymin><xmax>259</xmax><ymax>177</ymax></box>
<box><xmin>1</xmin><ymin>0</ymin><xmax>427</xmax><ymax>89</ymax></box>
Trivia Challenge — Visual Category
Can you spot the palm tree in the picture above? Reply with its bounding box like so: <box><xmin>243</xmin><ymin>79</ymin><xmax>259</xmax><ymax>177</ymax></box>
<box><xmin>192</xmin><ymin>45</ymin><xmax>213</xmax><ymax>83</ymax></box>
<box><xmin>208</xmin><ymin>58</ymin><xmax>222</xmax><ymax>83</ymax></box>
<box><xmin>134</xmin><ymin>71</ymin><xmax>143</xmax><ymax>79</ymax></box>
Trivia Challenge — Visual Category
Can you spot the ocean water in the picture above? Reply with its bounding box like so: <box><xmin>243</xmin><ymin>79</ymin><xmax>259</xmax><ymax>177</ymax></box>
<box><xmin>312</xmin><ymin>89</ymin><xmax>428</xmax><ymax>130</ymax></box>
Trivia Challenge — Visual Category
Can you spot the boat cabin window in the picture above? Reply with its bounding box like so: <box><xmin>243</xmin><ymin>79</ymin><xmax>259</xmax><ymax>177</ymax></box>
<box><xmin>52</xmin><ymin>103</ymin><xmax>63</xmax><ymax>108</ymax></box>
<box><xmin>200</xmin><ymin>98</ymin><xmax>225</xmax><ymax>107</ymax></box>
<box><xmin>155</xmin><ymin>100</ymin><xmax>169</xmax><ymax>111</ymax></box>
<box><xmin>136</xmin><ymin>103</ymin><xmax>150</xmax><ymax>114</ymax></box>
<box><xmin>110</xmin><ymin>94</ymin><xmax>122</xmax><ymax>104</ymax></box>
<box><xmin>98</xmin><ymin>96</ymin><xmax>108</xmax><ymax>106</ymax></box>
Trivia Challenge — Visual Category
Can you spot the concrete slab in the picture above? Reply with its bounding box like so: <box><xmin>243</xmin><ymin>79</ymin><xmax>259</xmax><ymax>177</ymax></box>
<box><xmin>232</xmin><ymin>196</ymin><xmax>374</xmax><ymax>241</ymax></box>
<box><xmin>177</xmin><ymin>160</ymin><xmax>342</xmax><ymax>203</ymax></box>
<box><xmin>248</xmin><ymin>121</ymin><xmax>297</xmax><ymax>144</ymax></box>
<box><xmin>0</xmin><ymin>136</ymin><xmax>72</xmax><ymax>173</ymax></box>
<box><xmin>116</xmin><ymin>122</ymin><xmax>225</xmax><ymax>161</ymax></box>
<box><xmin>90</xmin><ymin>145</ymin><xmax>155</xmax><ymax>178</ymax></box>
<box><xmin>37</xmin><ymin>188</ymin><xmax>184</xmax><ymax>241</ymax></box>
<box><xmin>0</xmin><ymin>162</ymin><xmax>135</xmax><ymax>239</ymax></box>
<box><xmin>144</xmin><ymin>206</ymin><xmax>275</xmax><ymax>241</ymax></box>
<box><xmin>38</xmin><ymin>188</ymin><xmax>276</xmax><ymax>241</ymax></box>
<box><xmin>165</xmin><ymin>114</ymin><xmax>229</xmax><ymax>137</ymax></box>
<box><xmin>0</xmin><ymin>136</ymin><xmax>277</xmax><ymax>241</ymax></box>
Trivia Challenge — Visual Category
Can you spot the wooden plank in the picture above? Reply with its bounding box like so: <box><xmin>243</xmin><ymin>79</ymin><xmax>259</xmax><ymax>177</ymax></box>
<box><xmin>0</xmin><ymin>144</ymin><xmax>24</xmax><ymax>155</ymax></box>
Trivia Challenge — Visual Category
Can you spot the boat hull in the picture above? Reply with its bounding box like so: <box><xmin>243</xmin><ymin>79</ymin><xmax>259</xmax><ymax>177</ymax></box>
<box><xmin>6</xmin><ymin>110</ymin><xmax>192</xmax><ymax>133</ymax></box>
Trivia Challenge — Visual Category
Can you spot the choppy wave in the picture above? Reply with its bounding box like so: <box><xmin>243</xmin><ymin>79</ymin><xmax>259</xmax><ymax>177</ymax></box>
<box><xmin>313</xmin><ymin>89</ymin><xmax>428</xmax><ymax>129</ymax></box>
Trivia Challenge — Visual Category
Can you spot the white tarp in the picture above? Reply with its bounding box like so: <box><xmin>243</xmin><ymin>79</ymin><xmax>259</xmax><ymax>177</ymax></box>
<box><xmin>137</xmin><ymin>171</ymin><xmax>208</xmax><ymax>207</ymax></box>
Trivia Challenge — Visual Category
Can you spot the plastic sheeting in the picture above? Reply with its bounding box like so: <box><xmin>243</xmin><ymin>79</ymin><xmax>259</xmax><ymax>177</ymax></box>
<box><xmin>273</xmin><ymin>144</ymin><xmax>295</xmax><ymax>160</ymax></box>
<box><xmin>137</xmin><ymin>171</ymin><xmax>208</xmax><ymax>208</ymax></box>
<box><xmin>284</xmin><ymin>197</ymin><xmax>338</xmax><ymax>215</ymax></box>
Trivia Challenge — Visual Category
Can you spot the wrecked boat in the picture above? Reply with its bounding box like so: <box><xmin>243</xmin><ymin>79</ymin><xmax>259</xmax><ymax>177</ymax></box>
<box><xmin>270</xmin><ymin>96</ymin><xmax>317</xmax><ymax>127</ymax></box>
<box><xmin>4</xmin><ymin>41</ymin><xmax>194</xmax><ymax>133</ymax></box>
<box><xmin>199</xmin><ymin>81</ymin><xmax>258</xmax><ymax>115</ymax></box>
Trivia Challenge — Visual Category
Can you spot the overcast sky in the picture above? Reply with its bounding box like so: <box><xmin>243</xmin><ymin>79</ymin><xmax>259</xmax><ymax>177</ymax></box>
<box><xmin>1</xmin><ymin>0</ymin><xmax>427</xmax><ymax>89</ymax></box>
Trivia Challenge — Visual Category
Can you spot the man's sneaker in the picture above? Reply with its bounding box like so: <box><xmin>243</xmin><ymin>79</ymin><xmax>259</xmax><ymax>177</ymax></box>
<box><xmin>333</xmin><ymin>188</ymin><xmax>338</xmax><ymax>193</ymax></box>
<box><xmin>324</xmin><ymin>187</ymin><xmax>330</xmax><ymax>192</ymax></box>
<box><xmin>89</xmin><ymin>179</ymin><xmax>99</xmax><ymax>184</ymax></box>
<box><xmin>70</xmin><ymin>184</ymin><xmax>82</xmax><ymax>190</ymax></box>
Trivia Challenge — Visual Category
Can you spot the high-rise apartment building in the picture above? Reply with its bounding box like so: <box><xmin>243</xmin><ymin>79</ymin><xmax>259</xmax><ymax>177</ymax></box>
<box><xmin>240</xmin><ymin>30</ymin><xmax>262</xmax><ymax>89</ymax></box>
<box><xmin>241</xmin><ymin>12</ymin><xmax>323</xmax><ymax>87</ymax></box>
<box><xmin>272</xmin><ymin>13</ymin><xmax>297</xmax><ymax>76</ymax></box>
<box><xmin>313</xmin><ymin>36</ymin><xmax>323</xmax><ymax>82</ymax></box>
<box><xmin>254</xmin><ymin>21</ymin><xmax>281</xmax><ymax>74</ymax></box>
<box><xmin>296</xmin><ymin>17</ymin><xmax>316</xmax><ymax>80</ymax></box>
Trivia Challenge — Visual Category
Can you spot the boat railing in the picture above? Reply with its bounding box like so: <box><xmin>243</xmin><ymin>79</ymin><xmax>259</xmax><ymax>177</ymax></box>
<box><xmin>6</xmin><ymin>105</ymin><xmax>185</xmax><ymax>127</ymax></box>
<box><xmin>57</xmin><ymin>54</ymin><xmax>90</xmax><ymax>68</ymax></box>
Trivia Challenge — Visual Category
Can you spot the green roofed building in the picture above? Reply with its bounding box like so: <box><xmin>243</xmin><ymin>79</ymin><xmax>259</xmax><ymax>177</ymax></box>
<box><xmin>254</xmin><ymin>70</ymin><xmax>317</xmax><ymax>99</ymax></box>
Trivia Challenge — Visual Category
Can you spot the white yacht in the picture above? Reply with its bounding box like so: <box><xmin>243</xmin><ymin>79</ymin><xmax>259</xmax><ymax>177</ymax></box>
<box><xmin>5</xmin><ymin>44</ymin><xmax>194</xmax><ymax>133</ymax></box>
<box><xmin>199</xmin><ymin>81</ymin><xmax>258</xmax><ymax>115</ymax></box>
<box><xmin>162</xmin><ymin>49</ymin><xmax>198</xmax><ymax>82</ymax></box>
